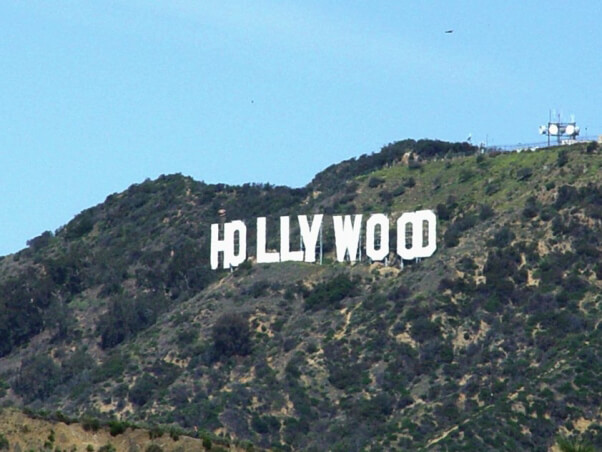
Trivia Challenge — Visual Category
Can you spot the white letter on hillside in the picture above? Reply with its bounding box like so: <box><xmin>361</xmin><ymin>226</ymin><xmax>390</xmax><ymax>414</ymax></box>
<box><xmin>210</xmin><ymin>220</ymin><xmax>247</xmax><ymax>269</ymax></box>
<box><xmin>228</xmin><ymin>220</ymin><xmax>247</xmax><ymax>268</ymax></box>
<box><xmin>366</xmin><ymin>213</ymin><xmax>389</xmax><ymax>261</ymax></box>
<box><xmin>299</xmin><ymin>214</ymin><xmax>323</xmax><ymax>262</ymax></box>
<box><xmin>396</xmin><ymin>210</ymin><xmax>437</xmax><ymax>260</ymax></box>
<box><xmin>257</xmin><ymin>217</ymin><xmax>280</xmax><ymax>263</ymax></box>
<box><xmin>211</xmin><ymin>223</ymin><xmax>225</xmax><ymax>270</ymax></box>
<box><xmin>280</xmin><ymin>216</ymin><xmax>304</xmax><ymax>262</ymax></box>
<box><xmin>333</xmin><ymin>215</ymin><xmax>363</xmax><ymax>262</ymax></box>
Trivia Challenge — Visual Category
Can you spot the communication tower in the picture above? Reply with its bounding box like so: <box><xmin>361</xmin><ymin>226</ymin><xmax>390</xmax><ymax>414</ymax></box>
<box><xmin>539</xmin><ymin>111</ymin><xmax>580</xmax><ymax>146</ymax></box>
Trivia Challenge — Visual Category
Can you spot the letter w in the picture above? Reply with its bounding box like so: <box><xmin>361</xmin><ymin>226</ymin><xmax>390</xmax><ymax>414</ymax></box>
<box><xmin>333</xmin><ymin>215</ymin><xmax>362</xmax><ymax>262</ymax></box>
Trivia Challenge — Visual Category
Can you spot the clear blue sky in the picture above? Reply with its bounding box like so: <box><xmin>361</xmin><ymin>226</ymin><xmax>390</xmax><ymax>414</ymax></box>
<box><xmin>1</xmin><ymin>1</ymin><xmax>601</xmax><ymax>256</ymax></box>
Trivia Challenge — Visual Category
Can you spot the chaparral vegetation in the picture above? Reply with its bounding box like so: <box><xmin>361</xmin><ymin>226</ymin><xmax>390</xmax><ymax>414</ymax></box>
<box><xmin>0</xmin><ymin>138</ymin><xmax>601</xmax><ymax>451</ymax></box>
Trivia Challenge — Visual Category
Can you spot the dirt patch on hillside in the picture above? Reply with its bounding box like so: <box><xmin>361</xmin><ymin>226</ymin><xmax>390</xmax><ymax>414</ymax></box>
<box><xmin>0</xmin><ymin>408</ymin><xmax>243</xmax><ymax>452</ymax></box>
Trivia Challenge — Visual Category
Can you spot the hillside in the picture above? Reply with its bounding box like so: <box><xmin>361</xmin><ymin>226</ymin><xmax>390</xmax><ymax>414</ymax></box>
<box><xmin>0</xmin><ymin>139</ymin><xmax>601</xmax><ymax>451</ymax></box>
<box><xmin>0</xmin><ymin>407</ymin><xmax>241</xmax><ymax>452</ymax></box>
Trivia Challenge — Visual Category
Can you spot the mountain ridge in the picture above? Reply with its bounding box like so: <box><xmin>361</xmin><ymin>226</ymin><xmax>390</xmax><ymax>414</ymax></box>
<box><xmin>0</xmin><ymin>139</ymin><xmax>601</xmax><ymax>451</ymax></box>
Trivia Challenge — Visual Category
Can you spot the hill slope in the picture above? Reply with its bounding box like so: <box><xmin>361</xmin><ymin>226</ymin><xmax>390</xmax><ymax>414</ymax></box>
<box><xmin>0</xmin><ymin>139</ymin><xmax>601</xmax><ymax>451</ymax></box>
<box><xmin>0</xmin><ymin>407</ymin><xmax>241</xmax><ymax>452</ymax></box>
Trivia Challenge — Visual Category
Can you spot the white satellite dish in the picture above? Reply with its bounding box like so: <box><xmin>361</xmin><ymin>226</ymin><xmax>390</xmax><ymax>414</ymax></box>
<box><xmin>565</xmin><ymin>124</ymin><xmax>575</xmax><ymax>135</ymax></box>
<box><xmin>549</xmin><ymin>124</ymin><xmax>559</xmax><ymax>135</ymax></box>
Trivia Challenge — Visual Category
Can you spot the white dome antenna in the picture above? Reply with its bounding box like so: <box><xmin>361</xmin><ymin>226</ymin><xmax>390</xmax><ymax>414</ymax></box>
<box><xmin>541</xmin><ymin>111</ymin><xmax>580</xmax><ymax>146</ymax></box>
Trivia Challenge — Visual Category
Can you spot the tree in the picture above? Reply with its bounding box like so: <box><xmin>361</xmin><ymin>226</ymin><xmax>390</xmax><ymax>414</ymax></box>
<box><xmin>97</xmin><ymin>293</ymin><xmax>167</xmax><ymax>349</ymax></box>
<box><xmin>586</xmin><ymin>141</ymin><xmax>598</xmax><ymax>153</ymax></box>
<box><xmin>14</xmin><ymin>354</ymin><xmax>62</xmax><ymax>402</ymax></box>
<box><xmin>212</xmin><ymin>313</ymin><xmax>251</xmax><ymax>358</ymax></box>
<box><xmin>128</xmin><ymin>373</ymin><xmax>158</xmax><ymax>406</ymax></box>
<box><xmin>304</xmin><ymin>273</ymin><xmax>356</xmax><ymax>311</ymax></box>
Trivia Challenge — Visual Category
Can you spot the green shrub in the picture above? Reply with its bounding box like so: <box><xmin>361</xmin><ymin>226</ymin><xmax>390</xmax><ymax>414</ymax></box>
<box><xmin>98</xmin><ymin>444</ymin><xmax>116</xmax><ymax>452</ymax></box>
<box><xmin>408</xmin><ymin>160</ymin><xmax>422</xmax><ymax>170</ymax></box>
<box><xmin>0</xmin><ymin>379</ymin><xmax>8</xmax><ymax>398</ymax></box>
<box><xmin>304</xmin><ymin>273</ymin><xmax>357</xmax><ymax>311</ymax></box>
<box><xmin>176</xmin><ymin>328</ymin><xmax>198</xmax><ymax>346</ymax></box>
<box><xmin>443</xmin><ymin>228</ymin><xmax>460</xmax><ymax>248</ymax></box>
<box><xmin>65</xmin><ymin>209</ymin><xmax>95</xmax><ymax>239</ymax></box>
<box><xmin>129</xmin><ymin>373</ymin><xmax>158</xmax><ymax>406</ymax></box>
<box><xmin>484</xmin><ymin>182</ymin><xmax>500</xmax><ymax>195</ymax></box>
<box><xmin>404</xmin><ymin>177</ymin><xmax>416</xmax><ymax>187</ymax></box>
<box><xmin>145</xmin><ymin>445</ymin><xmax>164</xmax><ymax>452</ymax></box>
<box><xmin>586</xmin><ymin>141</ymin><xmax>598</xmax><ymax>153</ymax></box>
<box><xmin>516</xmin><ymin>167</ymin><xmax>533</xmax><ymax>181</ymax></box>
<box><xmin>91</xmin><ymin>352</ymin><xmax>126</xmax><ymax>383</ymax></box>
<box><xmin>459</xmin><ymin>168</ymin><xmax>474</xmax><ymax>182</ymax></box>
<box><xmin>306</xmin><ymin>342</ymin><xmax>318</xmax><ymax>354</ymax></box>
<box><xmin>368</xmin><ymin>176</ymin><xmax>385</xmax><ymax>188</ymax></box>
<box><xmin>82</xmin><ymin>416</ymin><xmax>101</xmax><ymax>432</ymax></box>
<box><xmin>97</xmin><ymin>293</ymin><xmax>168</xmax><ymax>349</ymax></box>
<box><xmin>392</xmin><ymin>184</ymin><xmax>406</xmax><ymax>196</ymax></box>
<box><xmin>557</xmin><ymin>150</ymin><xmax>569</xmax><ymax>167</ymax></box>
<box><xmin>14</xmin><ymin>354</ymin><xmax>62</xmax><ymax>402</ymax></box>
<box><xmin>212</xmin><ymin>313</ymin><xmax>251</xmax><ymax>358</ymax></box>
<box><xmin>410</xmin><ymin>318</ymin><xmax>441</xmax><ymax>342</ymax></box>
<box><xmin>522</xmin><ymin>196</ymin><xmax>539</xmax><ymax>219</ymax></box>
<box><xmin>168</xmin><ymin>427</ymin><xmax>181</xmax><ymax>441</ymax></box>
<box><xmin>108</xmin><ymin>420</ymin><xmax>128</xmax><ymax>436</ymax></box>
<box><xmin>556</xmin><ymin>436</ymin><xmax>595</xmax><ymax>452</ymax></box>
<box><xmin>26</xmin><ymin>230</ymin><xmax>54</xmax><ymax>252</ymax></box>
<box><xmin>243</xmin><ymin>280</ymin><xmax>270</xmax><ymax>298</ymax></box>
<box><xmin>0</xmin><ymin>434</ymin><xmax>8</xmax><ymax>450</ymax></box>
<box><xmin>251</xmin><ymin>414</ymin><xmax>280</xmax><ymax>435</ymax></box>
<box><xmin>488</xmin><ymin>226</ymin><xmax>515</xmax><ymax>248</ymax></box>
<box><xmin>149</xmin><ymin>425</ymin><xmax>164</xmax><ymax>439</ymax></box>
<box><xmin>436</xmin><ymin>203</ymin><xmax>451</xmax><ymax>221</ymax></box>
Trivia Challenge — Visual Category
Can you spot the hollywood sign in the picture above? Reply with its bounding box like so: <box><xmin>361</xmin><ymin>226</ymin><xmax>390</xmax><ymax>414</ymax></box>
<box><xmin>211</xmin><ymin>210</ymin><xmax>436</xmax><ymax>270</ymax></box>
